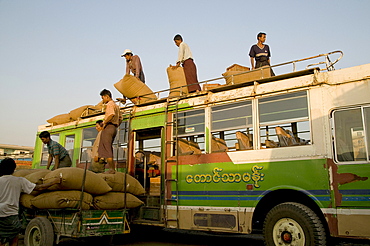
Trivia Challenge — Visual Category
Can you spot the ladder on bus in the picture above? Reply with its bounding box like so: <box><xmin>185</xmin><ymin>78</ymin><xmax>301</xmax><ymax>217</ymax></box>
<box><xmin>163</xmin><ymin>96</ymin><xmax>180</xmax><ymax>228</ymax></box>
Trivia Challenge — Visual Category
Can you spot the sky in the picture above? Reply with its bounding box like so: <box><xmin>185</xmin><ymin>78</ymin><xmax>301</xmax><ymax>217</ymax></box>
<box><xmin>1</xmin><ymin>0</ymin><xmax>370</xmax><ymax>147</ymax></box>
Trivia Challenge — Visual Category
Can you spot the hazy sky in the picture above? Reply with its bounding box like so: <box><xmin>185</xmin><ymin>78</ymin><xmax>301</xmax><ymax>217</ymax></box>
<box><xmin>1</xmin><ymin>0</ymin><xmax>370</xmax><ymax>147</ymax></box>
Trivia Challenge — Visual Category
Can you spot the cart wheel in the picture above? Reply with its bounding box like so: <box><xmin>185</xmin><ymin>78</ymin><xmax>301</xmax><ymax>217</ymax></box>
<box><xmin>24</xmin><ymin>217</ymin><xmax>54</xmax><ymax>246</ymax></box>
<box><xmin>263</xmin><ymin>202</ymin><xmax>326</xmax><ymax>246</ymax></box>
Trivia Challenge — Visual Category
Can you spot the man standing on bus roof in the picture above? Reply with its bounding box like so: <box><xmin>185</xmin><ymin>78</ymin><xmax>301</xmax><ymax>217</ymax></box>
<box><xmin>249</xmin><ymin>32</ymin><xmax>275</xmax><ymax>76</ymax></box>
<box><xmin>99</xmin><ymin>89</ymin><xmax>123</xmax><ymax>174</ymax></box>
<box><xmin>121</xmin><ymin>49</ymin><xmax>145</xmax><ymax>83</ymax></box>
<box><xmin>171</xmin><ymin>34</ymin><xmax>201</xmax><ymax>93</ymax></box>
<box><xmin>39</xmin><ymin>131</ymin><xmax>72</xmax><ymax>170</ymax></box>
<box><xmin>0</xmin><ymin>158</ymin><xmax>61</xmax><ymax>246</ymax></box>
<box><xmin>90</xmin><ymin>120</ymin><xmax>106</xmax><ymax>173</ymax></box>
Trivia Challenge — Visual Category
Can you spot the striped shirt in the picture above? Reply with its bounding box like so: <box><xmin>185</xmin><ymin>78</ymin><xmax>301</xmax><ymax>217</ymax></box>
<box><xmin>47</xmin><ymin>139</ymin><xmax>69</xmax><ymax>159</ymax></box>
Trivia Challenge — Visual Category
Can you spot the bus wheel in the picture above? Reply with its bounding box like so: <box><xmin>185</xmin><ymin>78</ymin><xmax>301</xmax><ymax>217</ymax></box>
<box><xmin>263</xmin><ymin>202</ymin><xmax>326</xmax><ymax>246</ymax></box>
<box><xmin>24</xmin><ymin>217</ymin><xmax>54</xmax><ymax>246</ymax></box>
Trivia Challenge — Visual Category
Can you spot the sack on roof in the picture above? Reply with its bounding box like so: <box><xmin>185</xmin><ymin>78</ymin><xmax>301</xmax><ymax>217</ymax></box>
<box><xmin>166</xmin><ymin>66</ymin><xmax>188</xmax><ymax>97</ymax></box>
<box><xmin>114</xmin><ymin>74</ymin><xmax>157</xmax><ymax>104</ymax></box>
<box><xmin>47</xmin><ymin>113</ymin><xmax>72</xmax><ymax>125</ymax></box>
<box><xmin>70</xmin><ymin>105</ymin><xmax>93</xmax><ymax>120</ymax></box>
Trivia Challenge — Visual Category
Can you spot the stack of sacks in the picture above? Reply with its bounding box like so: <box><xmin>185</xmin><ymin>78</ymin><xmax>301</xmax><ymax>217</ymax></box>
<box><xmin>15</xmin><ymin>169</ymin><xmax>50</xmax><ymax>208</ymax></box>
<box><xmin>47</xmin><ymin>100</ymin><xmax>106</xmax><ymax>125</ymax></box>
<box><xmin>114</xmin><ymin>74</ymin><xmax>157</xmax><ymax>104</ymax></box>
<box><xmin>18</xmin><ymin>168</ymin><xmax>144</xmax><ymax>210</ymax></box>
<box><xmin>166</xmin><ymin>66</ymin><xmax>188</xmax><ymax>97</ymax></box>
<box><xmin>95</xmin><ymin>173</ymin><xmax>144</xmax><ymax>209</ymax></box>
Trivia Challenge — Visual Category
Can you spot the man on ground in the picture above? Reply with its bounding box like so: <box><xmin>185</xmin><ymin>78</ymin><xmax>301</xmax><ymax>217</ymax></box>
<box><xmin>0</xmin><ymin>158</ymin><xmax>61</xmax><ymax>246</ymax></box>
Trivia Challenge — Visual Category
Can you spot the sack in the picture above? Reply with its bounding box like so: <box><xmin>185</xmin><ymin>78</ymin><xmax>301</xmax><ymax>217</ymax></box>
<box><xmin>93</xmin><ymin>192</ymin><xmax>144</xmax><ymax>209</ymax></box>
<box><xmin>114</xmin><ymin>75</ymin><xmax>157</xmax><ymax>104</ymax></box>
<box><xmin>166</xmin><ymin>66</ymin><xmax>188</xmax><ymax>97</ymax></box>
<box><xmin>222</xmin><ymin>66</ymin><xmax>270</xmax><ymax>85</ymax></box>
<box><xmin>31</xmin><ymin>190</ymin><xmax>92</xmax><ymax>210</ymax></box>
<box><xmin>70</xmin><ymin>105</ymin><xmax>93</xmax><ymax>120</ymax></box>
<box><xmin>24</xmin><ymin>170</ymin><xmax>51</xmax><ymax>184</ymax></box>
<box><xmin>20</xmin><ymin>194</ymin><xmax>35</xmax><ymax>209</ymax></box>
<box><xmin>47</xmin><ymin>113</ymin><xmax>72</xmax><ymax>125</ymax></box>
<box><xmin>13</xmin><ymin>169</ymin><xmax>41</xmax><ymax>177</ymax></box>
<box><xmin>98</xmin><ymin>172</ymin><xmax>145</xmax><ymax>195</ymax></box>
<box><xmin>211</xmin><ymin>136</ymin><xmax>228</xmax><ymax>152</ymax></box>
<box><xmin>43</xmin><ymin>167</ymin><xmax>112</xmax><ymax>195</ymax></box>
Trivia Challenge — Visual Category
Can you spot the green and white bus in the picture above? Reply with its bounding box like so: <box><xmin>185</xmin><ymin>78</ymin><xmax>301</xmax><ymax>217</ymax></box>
<box><xmin>32</xmin><ymin>52</ymin><xmax>370</xmax><ymax>245</ymax></box>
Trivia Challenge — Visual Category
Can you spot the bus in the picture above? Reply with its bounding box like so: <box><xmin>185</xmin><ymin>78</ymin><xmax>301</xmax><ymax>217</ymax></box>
<box><xmin>32</xmin><ymin>51</ymin><xmax>370</xmax><ymax>245</ymax></box>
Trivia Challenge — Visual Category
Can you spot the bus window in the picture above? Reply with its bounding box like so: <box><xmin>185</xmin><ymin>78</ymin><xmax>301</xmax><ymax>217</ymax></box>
<box><xmin>41</xmin><ymin>134</ymin><xmax>59</xmax><ymax>166</ymax></box>
<box><xmin>113</xmin><ymin>121</ymin><xmax>129</xmax><ymax>161</ymax></box>
<box><xmin>65</xmin><ymin>135</ymin><xmax>75</xmax><ymax>160</ymax></box>
<box><xmin>176</xmin><ymin>109</ymin><xmax>205</xmax><ymax>154</ymax></box>
<box><xmin>259</xmin><ymin>91</ymin><xmax>310</xmax><ymax>148</ymax></box>
<box><xmin>333</xmin><ymin>106</ymin><xmax>370</xmax><ymax>163</ymax></box>
<box><xmin>211</xmin><ymin>101</ymin><xmax>253</xmax><ymax>152</ymax></box>
<box><xmin>80</xmin><ymin>127</ymin><xmax>98</xmax><ymax>163</ymax></box>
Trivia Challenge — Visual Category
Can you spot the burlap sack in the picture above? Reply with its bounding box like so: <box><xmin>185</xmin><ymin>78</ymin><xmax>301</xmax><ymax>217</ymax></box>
<box><xmin>98</xmin><ymin>173</ymin><xmax>145</xmax><ymax>195</ymax></box>
<box><xmin>24</xmin><ymin>170</ymin><xmax>51</xmax><ymax>185</ymax></box>
<box><xmin>20</xmin><ymin>194</ymin><xmax>35</xmax><ymax>209</ymax></box>
<box><xmin>178</xmin><ymin>138</ymin><xmax>202</xmax><ymax>155</ymax></box>
<box><xmin>31</xmin><ymin>190</ymin><xmax>92</xmax><ymax>210</ymax></box>
<box><xmin>47</xmin><ymin>113</ymin><xmax>72</xmax><ymax>125</ymax></box>
<box><xmin>13</xmin><ymin>169</ymin><xmax>42</xmax><ymax>177</ymax></box>
<box><xmin>93</xmin><ymin>192</ymin><xmax>144</xmax><ymax>209</ymax></box>
<box><xmin>44</xmin><ymin>167</ymin><xmax>111</xmax><ymax>195</ymax></box>
<box><xmin>114</xmin><ymin>74</ymin><xmax>157</xmax><ymax>104</ymax></box>
<box><xmin>70</xmin><ymin>105</ymin><xmax>93</xmax><ymax>120</ymax></box>
<box><xmin>148</xmin><ymin>153</ymin><xmax>161</xmax><ymax>165</ymax></box>
<box><xmin>222</xmin><ymin>66</ymin><xmax>270</xmax><ymax>85</ymax></box>
<box><xmin>211</xmin><ymin>136</ymin><xmax>228</xmax><ymax>152</ymax></box>
<box><xmin>166</xmin><ymin>66</ymin><xmax>188</xmax><ymax>97</ymax></box>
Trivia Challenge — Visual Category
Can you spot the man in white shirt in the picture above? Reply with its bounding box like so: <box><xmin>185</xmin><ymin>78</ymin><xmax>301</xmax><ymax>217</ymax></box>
<box><xmin>0</xmin><ymin>158</ymin><xmax>60</xmax><ymax>246</ymax></box>
<box><xmin>171</xmin><ymin>34</ymin><xmax>201</xmax><ymax>93</ymax></box>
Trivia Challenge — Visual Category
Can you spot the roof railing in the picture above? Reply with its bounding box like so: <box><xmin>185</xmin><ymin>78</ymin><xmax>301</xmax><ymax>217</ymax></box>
<box><xmin>117</xmin><ymin>51</ymin><xmax>343</xmax><ymax>106</ymax></box>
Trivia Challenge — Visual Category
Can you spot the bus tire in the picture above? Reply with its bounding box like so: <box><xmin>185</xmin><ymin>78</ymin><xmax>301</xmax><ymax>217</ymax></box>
<box><xmin>263</xmin><ymin>202</ymin><xmax>326</xmax><ymax>246</ymax></box>
<box><xmin>24</xmin><ymin>217</ymin><xmax>54</xmax><ymax>246</ymax></box>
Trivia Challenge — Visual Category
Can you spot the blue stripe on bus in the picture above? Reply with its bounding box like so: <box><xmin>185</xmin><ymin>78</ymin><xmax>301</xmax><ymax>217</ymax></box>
<box><xmin>173</xmin><ymin>196</ymin><xmax>331</xmax><ymax>201</ymax></box>
<box><xmin>342</xmin><ymin>197</ymin><xmax>370</xmax><ymax>201</ymax></box>
<box><xmin>339</xmin><ymin>189</ymin><xmax>370</xmax><ymax>195</ymax></box>
<box><xmin>171</xmin><ymin>190</ymin><xmax>370</xmax><ymax>202</ymax></box>
<box><xmin>172</xmin><ymin>190</ymin><xmax>330</xmax><ymax>196</ymax></box>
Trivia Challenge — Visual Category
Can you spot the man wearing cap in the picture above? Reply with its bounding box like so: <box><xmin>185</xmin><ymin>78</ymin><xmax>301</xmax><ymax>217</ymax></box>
<box><xmin>121</xmin><ymin>49</ymin><xmax>145</xmax><ymax>83</ymax></box>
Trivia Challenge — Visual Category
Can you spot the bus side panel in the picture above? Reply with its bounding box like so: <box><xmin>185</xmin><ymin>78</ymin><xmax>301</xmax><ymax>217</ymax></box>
<box><xmin>170</xmin><ymin>153</ymin><xmax>330</xmax><ymax>231</ymax></box>
<box><xmin>328</xmin><ymin>160</ymin><xmax>370</xmax><ymax>237</ymax></box>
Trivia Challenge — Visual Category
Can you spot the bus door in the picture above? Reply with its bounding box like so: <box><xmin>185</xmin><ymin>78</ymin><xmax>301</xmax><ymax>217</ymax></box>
<box><xmin>331</xmin><ymin>106</ymin><xmax>370</xmax><ymax>237</ymax></box>
<box><xmin>133</xmin><ymin>127</ymin><xmax>162</xmax><ymax>221</ymax></box>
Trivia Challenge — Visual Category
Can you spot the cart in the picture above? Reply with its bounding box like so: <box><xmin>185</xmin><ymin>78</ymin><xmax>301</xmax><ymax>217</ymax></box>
<box><xmin>21</xmin><ymin>207</ymin><xmax>130</xmax><ymax>246</ymax></box>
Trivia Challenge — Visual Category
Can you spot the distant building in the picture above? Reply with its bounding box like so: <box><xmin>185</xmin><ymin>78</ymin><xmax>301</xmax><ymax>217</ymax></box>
<box><xmin>0</xmin><ymin>144</ymin><xmax>34</xmax><ymax>169</ymax></box>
